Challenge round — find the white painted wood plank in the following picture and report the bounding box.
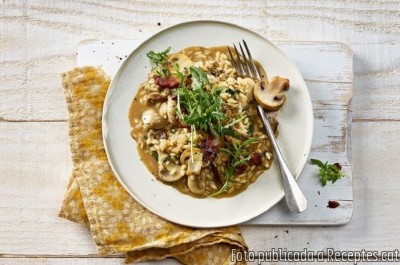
[0,122,98,255]
[352,42,400,121]
[279,42,353,83]
[3,1,399,121]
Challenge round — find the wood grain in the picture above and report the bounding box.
[1,1,399,121]
[1,0,399,264]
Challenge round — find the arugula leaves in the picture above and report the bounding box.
[146,47,171,76]
[209,137,258,197]
[175,66,244,138]
[310,159,344,186]
[190,66,210,90]
[175,66,230,136]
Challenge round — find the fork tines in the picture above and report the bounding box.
[227,40,261,80]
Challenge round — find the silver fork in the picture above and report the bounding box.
[228,40,307,213]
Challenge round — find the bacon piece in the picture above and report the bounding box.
[235,164,247,174]
[154,76,179,89]
[250,153,262,166]
[327,201,340,209]
[199,135,220,162]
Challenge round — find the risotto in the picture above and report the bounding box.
[129,46,289,198]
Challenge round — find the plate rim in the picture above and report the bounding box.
[102,20,314,228]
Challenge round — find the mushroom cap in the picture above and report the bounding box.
[167,53,193,74]
[157,153,185,182]
[253,76,290,111]
[180,148,203,176]
[141,109,167,129]
[187,152,203,176]
[187,173,206,195]
[180,148,202,164]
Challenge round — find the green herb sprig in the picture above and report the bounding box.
[209,137,258,197]
[146,47,171,77]
[310,159,344,186]
[175,66,240,137]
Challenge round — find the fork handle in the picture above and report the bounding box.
[257,105,307,213]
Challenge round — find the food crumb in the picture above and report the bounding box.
[327,200,340,208]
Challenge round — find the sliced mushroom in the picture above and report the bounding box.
[167,53,193,74]
[253,76,290,111]
[180,148,203,176]
[167,96,178,125]
[180,148,201,164]
[187,152,203,175]
[141,109,167,129]
[147,92,168,104]
[158,153,185,182]
[187,173,206,195]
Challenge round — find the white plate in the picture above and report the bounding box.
[102,21,313,228]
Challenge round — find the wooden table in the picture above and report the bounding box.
[1,1,399,264]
